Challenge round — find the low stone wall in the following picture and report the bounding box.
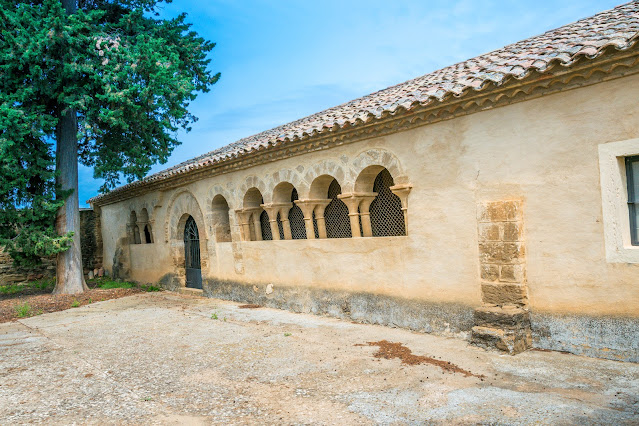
[0,209,100,284]
[0,246,55,285]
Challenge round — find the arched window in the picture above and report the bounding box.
[129,211,141,244]
[211,195,232,243]
[140,208,152,244]
[289,188,306,239]
[243,188,265,241]
[324,179,351,238]
[370,168,406,236]
[144,224,153,243]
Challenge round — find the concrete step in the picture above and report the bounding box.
[178,287,204,297]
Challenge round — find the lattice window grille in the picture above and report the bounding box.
[325,179,352,238]
[260,210,272,240]
[184,216,201,268]
[370,169,406,237]
[312,211,319,239]
[276,212,285,240]
[289,188,307,239]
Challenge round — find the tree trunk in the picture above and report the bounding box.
[52,0,86,294]
[53,108,88,294]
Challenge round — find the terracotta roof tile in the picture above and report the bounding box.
[90,1,639,203]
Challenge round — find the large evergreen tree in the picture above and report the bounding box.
[0,0,219,293]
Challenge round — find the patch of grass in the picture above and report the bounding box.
[211,312,218,320]
[284,333,292,337]
[97,280,135,290]
[28,279,55,292]
[71,299,81,308]
[15,303,32,318]
[0,284,22,295]
[141,285,161,292]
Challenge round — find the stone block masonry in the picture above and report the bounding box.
[472,200,532,354]
[0,209,100,284]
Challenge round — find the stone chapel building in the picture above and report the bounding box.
[90,3,639,362]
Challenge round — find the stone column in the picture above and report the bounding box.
[261,204,281,240]
[313,200,331,239]
[136,221,148,243]
[245,208,263,241]
[390,184,412,233]
[278,204,293,240]
[337,194,362,238]
[354,194,377,237]
[471,200,531,355]
[235,209,251,241]
[294,200,318,240]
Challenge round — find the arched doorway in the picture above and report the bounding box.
[184,216,202,289]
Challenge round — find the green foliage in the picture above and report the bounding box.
[0,0,219,264]
[71,299,81,307]
[31,278,56,292]
[0,278,55,296]
[97,279,135,289]
[141,284,161,292]
[211,312,218,320]
[15,302,33,318]
[0,285,22,295]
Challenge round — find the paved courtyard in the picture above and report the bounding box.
[1,292,637,425]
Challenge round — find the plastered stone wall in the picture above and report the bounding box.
[98,72,639,361]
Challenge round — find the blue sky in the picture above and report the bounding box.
[80,0,623,206]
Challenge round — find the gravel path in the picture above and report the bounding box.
[1,292,637,424]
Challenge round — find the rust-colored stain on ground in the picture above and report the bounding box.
[239,304,262,309]
[361,340,483,378]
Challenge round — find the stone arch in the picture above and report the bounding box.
[302,160,347,199]
[243,187,264,208]
[206,184,236,212]
[139,208,149,222]
[309,174,340,199]
[237,176,268,205]
[349,149,407,193]
[268,169,307,200]
[139,208,153,244]
[272,181,295,204]
[165,189,208,243]
[211,194,232,243]
[129,210,140,244]
[163,190,209,286]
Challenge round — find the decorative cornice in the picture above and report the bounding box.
[91,47,639,207]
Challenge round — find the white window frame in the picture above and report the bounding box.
[598,138,639,263]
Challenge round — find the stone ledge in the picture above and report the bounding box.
[178,287,204,297]
[471,325,531,355]
[474,305,530,330]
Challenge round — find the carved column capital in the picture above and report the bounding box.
[295,199,330,240]
[390,184,412,233]
[234,209,252,241]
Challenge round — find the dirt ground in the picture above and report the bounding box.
[0,287,143,323]
[1,292,637,425]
